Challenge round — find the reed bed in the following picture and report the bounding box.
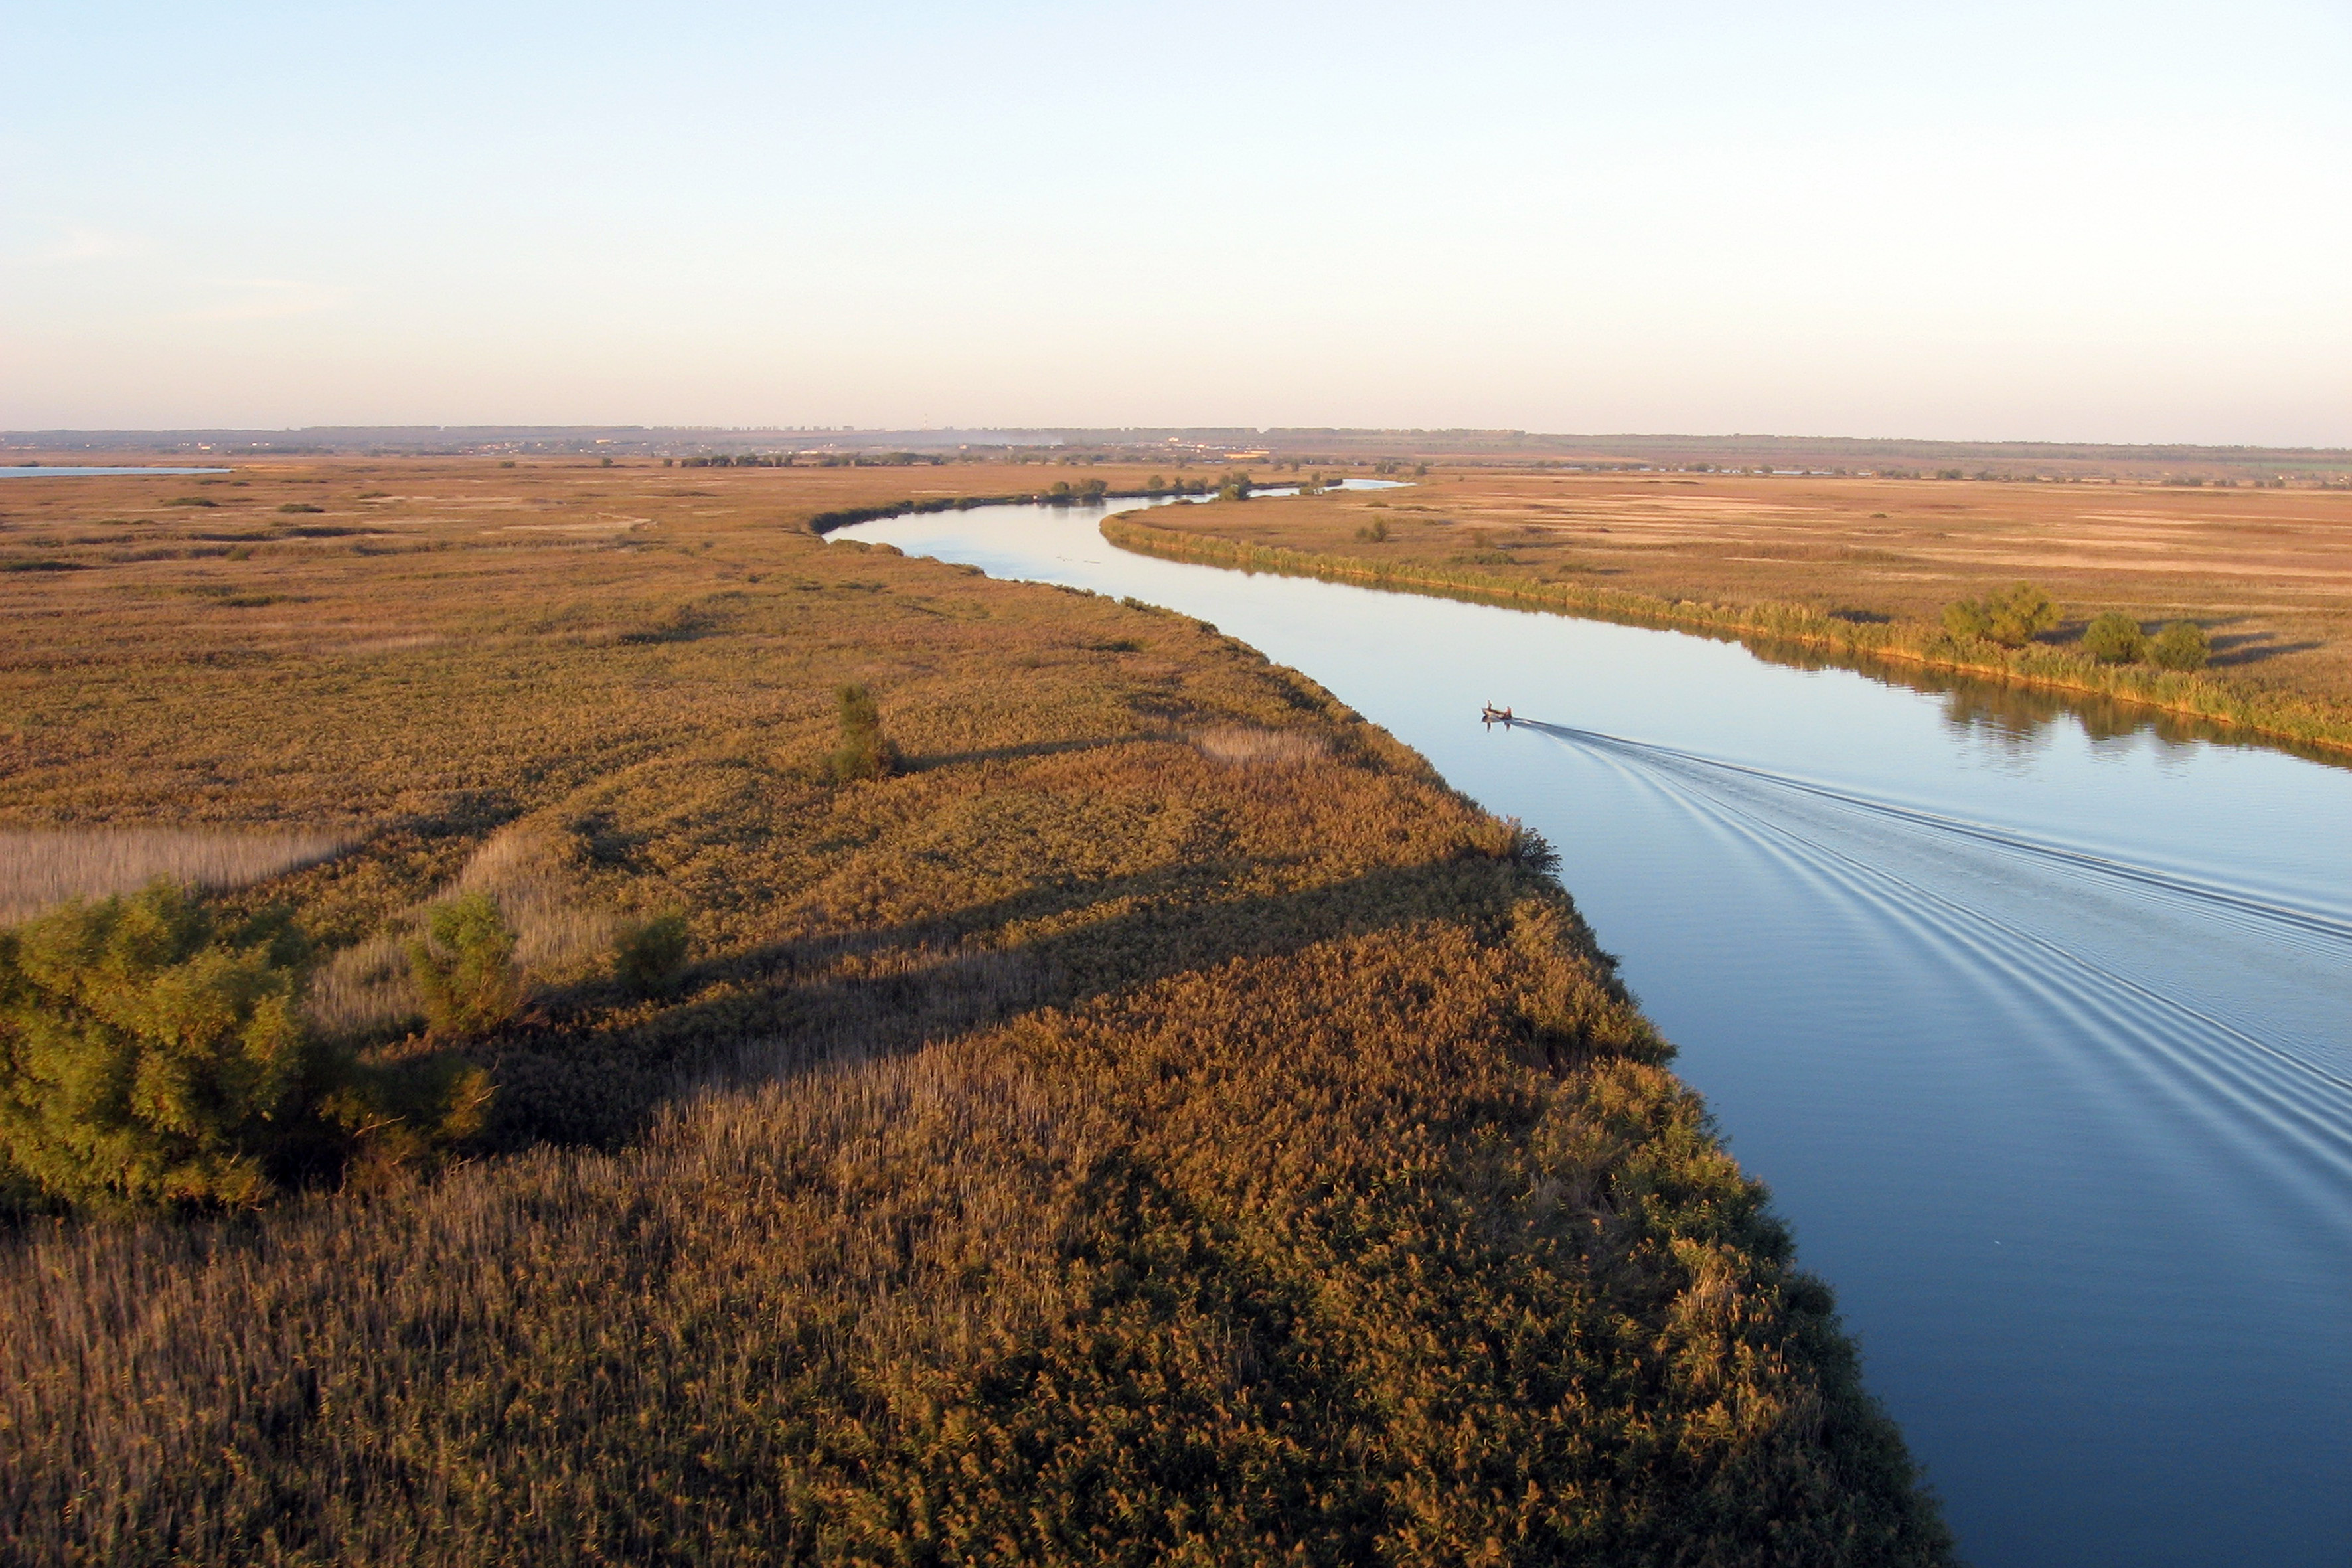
[0,829,354,924]
[2,900,1952,1565]
[0,456,1952,1563]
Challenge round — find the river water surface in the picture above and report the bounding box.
[837,491,2352,1567]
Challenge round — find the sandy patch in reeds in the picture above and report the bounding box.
[0,829,354,924]
[1192,726,1330,767]
[340,633,446,654]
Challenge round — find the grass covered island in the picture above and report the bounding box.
[1,458,1950,1563]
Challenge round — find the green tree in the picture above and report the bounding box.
[613,912,690,998]
[2150,621,2211,671]
[830,682,899,783]
[316,1051,493,1190]
[408,892,520,1037]
[1940,599,1992,640]
[2080,611,2149,664]
[1943,582,2058,647]
[0,884,311,1209]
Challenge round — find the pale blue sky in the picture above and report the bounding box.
[5,1,2348,442]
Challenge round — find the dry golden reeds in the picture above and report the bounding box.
[0,454,1952,1563]
[0,828,353,924]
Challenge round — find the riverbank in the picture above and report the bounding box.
[1102,499,2352,759]
[0,458,1951,1563]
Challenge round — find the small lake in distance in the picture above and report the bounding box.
[838,489,2352,1568]
[0,466,232,479]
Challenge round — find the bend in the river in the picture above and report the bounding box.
[834,488,2352,1568]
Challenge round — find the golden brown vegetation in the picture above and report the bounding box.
[0,829,353,924]
[0,457,1950,1561]
[1105,470,2352,755]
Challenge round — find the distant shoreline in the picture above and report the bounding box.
[1099,510,2352,763]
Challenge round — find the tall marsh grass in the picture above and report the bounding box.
[0,829,353,924]
[0,461,1954,1562]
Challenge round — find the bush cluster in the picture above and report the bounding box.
[1,884,499,1212]
[2080,613,2210,670]
[2149,619,2213,670]
[611,911,690,998]
[408,892,521,1036]
[1942,581,2059,647]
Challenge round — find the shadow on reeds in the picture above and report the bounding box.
[900,735,1121,771]
[2209,629,2325,668]
[473,849,1539,1154]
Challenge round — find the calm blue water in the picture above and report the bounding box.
[839,491,2352,1568]
[0,465,230,477]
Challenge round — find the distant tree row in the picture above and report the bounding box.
[663,452,945,469]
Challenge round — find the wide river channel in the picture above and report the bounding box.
[836,489,2352,1566]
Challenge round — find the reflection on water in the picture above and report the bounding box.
[836,493,2352,1568]
[1747,635,2332,761]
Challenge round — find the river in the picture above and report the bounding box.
[834,488,2352,1567]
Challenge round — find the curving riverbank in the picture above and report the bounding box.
[840,490,2352,1566]
[1100,510,2352,761]
[0,455,1956,1563]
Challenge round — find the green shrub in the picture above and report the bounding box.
[830,682,899,783]
[1354,519,1390,542]
[1942,582,2058,647]
[407,892,520,1037]
[0,884,311,1210]
[316,1052,493,1188]
[2080,611,2149,664]
[2150,621,2211,671]
[613,912,690,998]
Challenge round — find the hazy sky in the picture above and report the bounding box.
[5,1,2348,443]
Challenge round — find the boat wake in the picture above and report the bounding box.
[1514,717,2352,1214]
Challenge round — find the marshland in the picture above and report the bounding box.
[0,455,1954,1564]
[842,477,2352,1567]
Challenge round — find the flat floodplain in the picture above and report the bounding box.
[0,456,1190,824]
[1172,469,2352,716]
[0,455,1954,1563]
